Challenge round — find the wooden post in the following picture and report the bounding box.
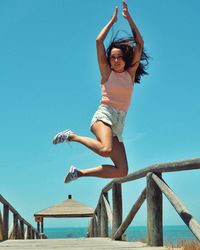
[19,219,25,239]
[0,210,3,241]
[88,218,93,237]
[93,215,98,237]
[3,204,9,240]
[102,195,113,226]
[30,227,33,239]
[8,223,14,239]
[96,204,101,237]
[101,193,108,237]
[27,225,31,239]
[41,218,44,234]
[32,229,35,239]
[146,172,163,246]
[112,183,122,240]
[37,221,40,233]
[114,188,146,240]
[13,213,18,239]
[35,216,42,238]
[36,231,40,239]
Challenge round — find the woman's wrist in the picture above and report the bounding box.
[111,16,116,23]
[109,18,115,27]
[126,14,133,23]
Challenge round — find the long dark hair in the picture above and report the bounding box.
[106,36,149,83]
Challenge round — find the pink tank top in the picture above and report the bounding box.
[100,71,133,112]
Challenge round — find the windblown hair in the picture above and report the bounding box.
[106,36,149,83]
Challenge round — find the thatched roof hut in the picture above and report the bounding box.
[34,195,94,234]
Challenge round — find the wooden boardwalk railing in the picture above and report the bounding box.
[87,157,200,246]
[0,194,44,241]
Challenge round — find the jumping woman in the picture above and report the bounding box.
[53,1,149,183]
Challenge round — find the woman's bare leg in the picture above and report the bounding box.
[69,121,113,157]
[66,121,128,178]
[78,136,128,178]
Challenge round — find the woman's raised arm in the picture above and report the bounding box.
[96,7,118,81]
[122,1,144,78]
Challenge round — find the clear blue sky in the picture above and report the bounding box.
[1,0,200,230]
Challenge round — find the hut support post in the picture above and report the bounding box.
[37,222,40,233]
[41,218,44,234]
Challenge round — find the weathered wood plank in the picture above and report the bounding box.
[0,238,168,250]
[151,173,200,241]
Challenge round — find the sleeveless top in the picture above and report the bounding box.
[100,71,133,112]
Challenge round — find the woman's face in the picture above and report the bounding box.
[109,48,125,73]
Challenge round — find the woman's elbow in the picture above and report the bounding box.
[138,38,144,48]
[96,37,102,45]
[136,39,144,50]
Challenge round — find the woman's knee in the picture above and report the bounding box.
[118,167,128,177]
[100,146,112,157]
[114,163,128,177]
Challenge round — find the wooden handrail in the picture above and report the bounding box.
[102,157,200,193]
[0,195,34,229]
[0,194,45,241]
[88,157,200,245]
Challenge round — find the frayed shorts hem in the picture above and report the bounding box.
[90,104,126,142]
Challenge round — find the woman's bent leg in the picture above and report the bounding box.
[63,121,128,179]
[69,121,113,157]
[79,136,128,178]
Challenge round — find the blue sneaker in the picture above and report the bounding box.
[64,165,79,184]
[53,129,74,145]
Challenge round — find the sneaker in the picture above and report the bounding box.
[64,165,79,184]
[53,129,74,145]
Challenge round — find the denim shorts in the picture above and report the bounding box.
[90,104,127,142]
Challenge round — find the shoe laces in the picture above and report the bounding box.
[70,167,78,179]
